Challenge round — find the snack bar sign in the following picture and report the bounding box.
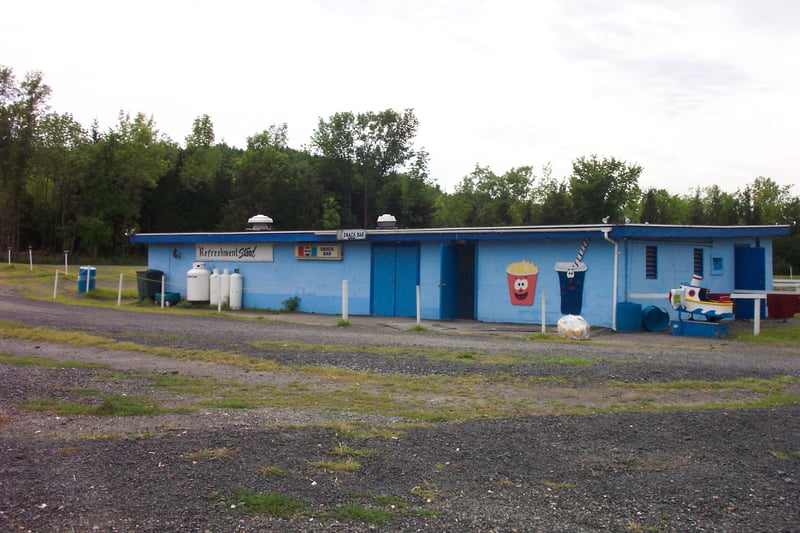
[295,243,342,260]
[196,244,274,262]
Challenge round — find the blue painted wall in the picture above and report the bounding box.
[474,238,617,327]
[626,237,773,322]
[142,231,777,329]
[149,241,373,314]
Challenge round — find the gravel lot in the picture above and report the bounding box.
[1,289,799,532]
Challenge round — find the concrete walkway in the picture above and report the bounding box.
[235,309,797,346]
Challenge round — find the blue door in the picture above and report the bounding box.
[734,246,766,319]
[440,244,459,319]
[372,246,397,316]
[372,244,419,317]
[439,242,475,320]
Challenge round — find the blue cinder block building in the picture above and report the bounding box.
[129,217,790,330]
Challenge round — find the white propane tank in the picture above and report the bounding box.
[187,262,210,302]
[220,268,231,306]
[209,268,220,306]
[230,268,243,310]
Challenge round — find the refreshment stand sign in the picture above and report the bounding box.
[196,244,274,262]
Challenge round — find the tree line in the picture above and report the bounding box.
[2,66,798,272]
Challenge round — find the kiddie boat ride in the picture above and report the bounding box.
[669,275,734,322]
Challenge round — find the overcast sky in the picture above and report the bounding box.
[4,0,799,196]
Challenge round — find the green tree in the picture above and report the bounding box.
[773,198,799,275]
[25,112,87,252]
[736,176,793,225]
[568,155,642,224]
[220,129,324,231]
[79,112,175,257]
[0,66,51,252]
[531,165,574,225]
[179,114,221,192]
[311,109,420,227]
[638,188,690,224]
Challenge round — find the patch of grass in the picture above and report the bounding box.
[230,490,307,518]
[82,287,121,301]
[407,324,428,333]
[337,319,352,327]
[611,375,799,394]
[326,421,408,440]
[0,352,109,369]
[373,495,410,509]
[189,447,234,460]
[258,465,286,476]
[200,399,257,409]
[324,503,394,526]
[537,355,595,366]
[731,323,800,344]
[542,480,577,489]
[526,332,571,342]
[411,481,441,502]
[0,321,282,372]
[20,394,182,417]
[328,442,377,457]
[308,458,362,472]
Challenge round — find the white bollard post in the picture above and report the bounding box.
[416,285,421,326]
[28,247,33,271]
[161,275,166,308]
[64,251,69,275]
[85,265,91,293]
[342,280,349,322]
[541,289,546,334]
[754,299,761,336]
[53,270,59,299]
[117,273,123,306]
[7,247,10,265]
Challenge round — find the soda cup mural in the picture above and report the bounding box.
[506,260,539,306]
[554,238,589,315]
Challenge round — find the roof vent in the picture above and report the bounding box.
[376,213,397,229]
[247,214,273,231]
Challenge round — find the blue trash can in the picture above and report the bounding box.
[616,302,643,332]
[642,305,669,331]
[77,266,96,292]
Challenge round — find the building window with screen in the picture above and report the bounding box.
[646,246,657,279]
[693,248,704,277]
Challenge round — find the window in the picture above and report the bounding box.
[646,246,657,279]
[693,248,704,277]
[712,256,724,275]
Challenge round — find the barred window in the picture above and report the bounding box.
[646,246,657,279]
[693,248,704,277]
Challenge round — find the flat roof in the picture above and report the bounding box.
[129,224,791,245]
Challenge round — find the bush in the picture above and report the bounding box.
[282,295,301,312]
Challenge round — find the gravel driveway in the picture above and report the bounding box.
[1,289,799,532]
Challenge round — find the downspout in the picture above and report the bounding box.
[601,227,618,330]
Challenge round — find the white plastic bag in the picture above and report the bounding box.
[557,314,590,340]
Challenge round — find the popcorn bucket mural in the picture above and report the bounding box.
[506,260,538,306]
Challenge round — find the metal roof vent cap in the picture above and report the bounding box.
[247,214,273,231]
[376,213,397,229]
